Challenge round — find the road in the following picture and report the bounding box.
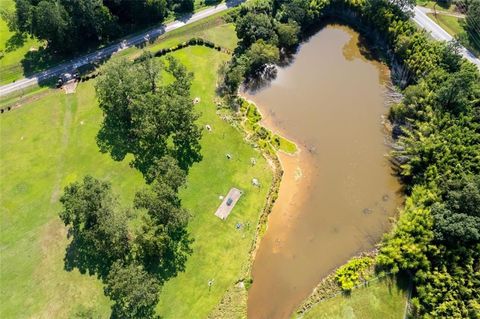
[0,0,244,97]
[1,1,478,97]
[412,6,480,69]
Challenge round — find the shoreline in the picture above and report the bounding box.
[211,25,402,318]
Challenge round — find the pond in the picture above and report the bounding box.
[242,25,403,319]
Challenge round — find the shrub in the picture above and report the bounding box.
[335,256,373,291]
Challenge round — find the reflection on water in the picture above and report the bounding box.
[244,25,402,319]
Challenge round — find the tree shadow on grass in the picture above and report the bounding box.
[63,231,114,280]
[5,33,27,52]
[20,47,60,77]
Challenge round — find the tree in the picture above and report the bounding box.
[390,0,416,11]
[133,160,192,280]
[433,63,480,115]
[377,186,438,273]
[168,0,194,13]
[245,39,280,74]
[95,53,202,178]
[31,0,69,49]
[276,21,300,48]
[432,175,480,244]
[12,0,117,53]
[59,176,130,277]
[235,12,278,47]
[14,0,34,32]
[464,0,480,50]
[104,262,161,319]
[393,113,480,187]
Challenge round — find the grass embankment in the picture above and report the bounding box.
[417,0,457,13]
[425,12,480,56]
[426,13,464,36]
[299,277,408,319]
[1,18,274,318]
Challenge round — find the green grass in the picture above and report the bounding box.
[1,21,273,318]
[155,46,272,319]
[146,11,238,53]
[298,278,408,319]
[416,0,457,13]
[427,13,464,36]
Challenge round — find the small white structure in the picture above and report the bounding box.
[252,178,260,187]
[205,124,212,131]
[226,153,232,160]
[250,157,257,166]
[193,97,201,104]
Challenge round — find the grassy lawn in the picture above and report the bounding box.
[1,20,273,318]
[298,278,408,319]
[426,13,464,36]
[416,0,457,13]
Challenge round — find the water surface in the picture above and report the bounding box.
[244,25,402,319]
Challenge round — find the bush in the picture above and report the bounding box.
[335,257,373,291]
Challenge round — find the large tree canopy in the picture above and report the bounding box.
[133,156,192,280]
[104,262,161,319]
[95,53,202,178]
[59,175,130,277]
[433,175,480,244]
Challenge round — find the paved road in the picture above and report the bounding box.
[412,6,480,69]
[0,0,244,97]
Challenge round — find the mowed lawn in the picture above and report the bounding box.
[1,24,273,318]
[299,278,408,319]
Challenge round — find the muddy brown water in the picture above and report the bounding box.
[243,25,403,319]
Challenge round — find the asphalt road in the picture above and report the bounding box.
[0,0,244,97]
[1,1,479,97]
[412,6,480,69]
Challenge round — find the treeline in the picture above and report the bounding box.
[59,53,202,318]
[2,0,196,53]
[222,0,480,317]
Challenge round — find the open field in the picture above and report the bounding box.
[1,19,273,318]
[299,277,408,319]
[417,0,457,13]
